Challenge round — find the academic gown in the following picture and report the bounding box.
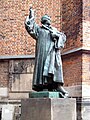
[25,16,66,91]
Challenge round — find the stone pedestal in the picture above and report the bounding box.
[21,98,76,120]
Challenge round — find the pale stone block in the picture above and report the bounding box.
[1,104,15,120]
[9,92,29,100]
[0,87,8,97]
[21,98,76,120]
[64,85,82,97]
[82,104,90,120]
[81,98,90,120]
[20,74,33,91]
[11,74,33,92]
[82,85,90,97]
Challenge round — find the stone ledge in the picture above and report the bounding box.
[0,55,35,60]
[62,47,90,55]
[9,92,29,100]
[0,100,21,104]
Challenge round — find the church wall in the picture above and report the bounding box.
[0,0,90,119]
[0,0,62,56]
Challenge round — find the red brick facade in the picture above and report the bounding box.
[82,53,90,85]
[62,52,82,87]
[0,0,62,55]
[62,0,83,52]
[1,0,87,55]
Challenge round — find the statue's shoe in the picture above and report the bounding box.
[57,86,69,98]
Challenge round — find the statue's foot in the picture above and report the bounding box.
[57,86,69,98]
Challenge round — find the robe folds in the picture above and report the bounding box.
[25,16,66,90]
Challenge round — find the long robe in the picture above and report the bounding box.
[25,16,66,91]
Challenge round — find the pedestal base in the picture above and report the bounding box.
[29,91,60,98]
[21,98,76,120]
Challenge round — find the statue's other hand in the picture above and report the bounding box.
[51,31,59,40]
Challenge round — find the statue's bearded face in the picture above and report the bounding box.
[44,19,51,25]
[41,15,51,25]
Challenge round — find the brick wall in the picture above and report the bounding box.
[82,53,90,85]
[0,0,62,55]
[62,52,82,87]
[0,0,84,55]
[0,0,35,55]
[62,0,83,52]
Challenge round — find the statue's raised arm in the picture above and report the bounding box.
[25,6,35,31]
[25,6,39,39]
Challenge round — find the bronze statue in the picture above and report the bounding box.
[25,7,68,97]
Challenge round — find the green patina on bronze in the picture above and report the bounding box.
[25,7,68,98]
[29,91,60,98]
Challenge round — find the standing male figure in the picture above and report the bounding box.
[25,7,68,97]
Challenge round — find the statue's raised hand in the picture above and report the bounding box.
[29,5,35,19]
